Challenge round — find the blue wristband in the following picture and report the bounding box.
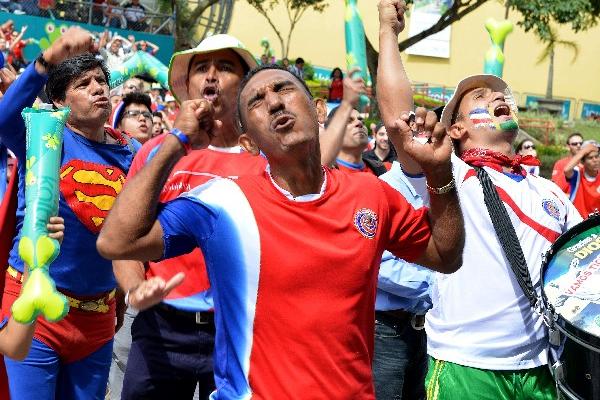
[169,128,191,154]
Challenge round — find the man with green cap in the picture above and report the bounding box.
[112,34,366,399]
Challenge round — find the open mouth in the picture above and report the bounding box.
[138,124,148,132]
[270,112,296,132]
[202,85,220,103]
[493,104,511,119]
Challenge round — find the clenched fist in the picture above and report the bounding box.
[378,0,409,36]
[173,99,222,149]
[43,27,95,67]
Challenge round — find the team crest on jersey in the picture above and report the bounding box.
[353,208,378,239]
[542,199,561,221]
[60,160,126,233]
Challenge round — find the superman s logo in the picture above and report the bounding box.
[60,160,126,234]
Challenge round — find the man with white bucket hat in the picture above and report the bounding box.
[112,34,265,400]
[377,2,582,396]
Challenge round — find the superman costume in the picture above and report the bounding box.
[0,62,139,400]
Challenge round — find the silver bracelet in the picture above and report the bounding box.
[426,178,456,195]
[124,285,140,310]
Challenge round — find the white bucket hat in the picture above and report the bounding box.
[440,74,517,127]
[168,34,258,104]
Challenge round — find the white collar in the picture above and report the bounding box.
[584,170,598,182]
[266,166,327,202]
[207,145,242,153]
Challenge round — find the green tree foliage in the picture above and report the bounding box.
[366,0,600,116]
[246,0,328,59]
[511,0,600,40]
[158,0,221,51]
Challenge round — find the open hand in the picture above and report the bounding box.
[0,67,16,94]
[393,107,453,182]
[128,273,185,311]
[581,142,599,156]
[378,0,409,36]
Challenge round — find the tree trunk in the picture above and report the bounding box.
[546,47,554,99]
[280,38,287,60]
[365,36,380,120]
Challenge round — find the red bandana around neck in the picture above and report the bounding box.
[460,148,541,177]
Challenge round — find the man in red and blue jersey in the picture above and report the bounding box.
[97,62,465,399]
[113,34,369,399]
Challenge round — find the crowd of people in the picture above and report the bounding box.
[0,21,33,71]
[0,17,160,76]
[0,0,157,32]
[0,0,598,400]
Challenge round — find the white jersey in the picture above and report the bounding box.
[407,155,582,370]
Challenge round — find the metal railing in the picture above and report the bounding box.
[4,0,174,36]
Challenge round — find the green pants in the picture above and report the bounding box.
[425,358,558,400]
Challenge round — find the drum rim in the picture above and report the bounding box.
[556,380,586,400]
[541,214,600,347]
[548,329,596,400]
[545,214,600,260]
[554,312,600,352]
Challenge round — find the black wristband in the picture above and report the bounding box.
[36,53,53,71]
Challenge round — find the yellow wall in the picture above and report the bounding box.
[228,1,600,118]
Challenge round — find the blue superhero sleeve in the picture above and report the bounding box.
[157,197,221,260]
[0,62,48,161]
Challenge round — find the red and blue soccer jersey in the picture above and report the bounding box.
[129,134,267,311]
[157,167,430,399]
[568,167,600,218]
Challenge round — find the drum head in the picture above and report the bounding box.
[543,215,600,344]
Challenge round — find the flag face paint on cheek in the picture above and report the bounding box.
[468,108,496,130]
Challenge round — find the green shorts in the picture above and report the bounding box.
[425,357,558,400]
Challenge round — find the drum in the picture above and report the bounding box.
[542,214,600,400]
